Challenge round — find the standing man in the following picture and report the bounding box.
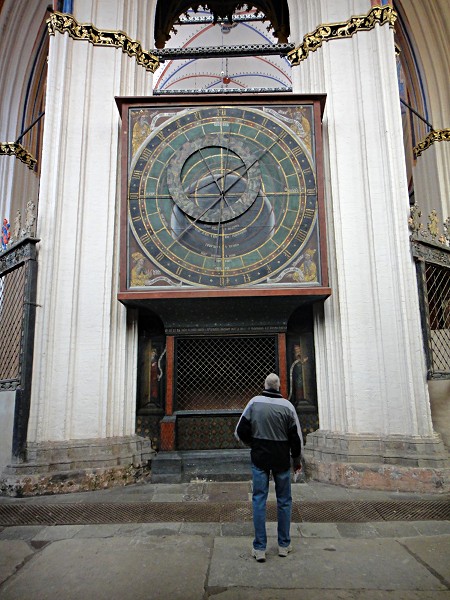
[235,373,302,562]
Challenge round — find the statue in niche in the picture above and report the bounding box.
[24,200,36,236]
[11,210,21,244]
[288,343,309,407]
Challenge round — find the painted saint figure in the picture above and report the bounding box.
[299,249,317,282]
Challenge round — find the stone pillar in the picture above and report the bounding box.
[290,0,448,491]
[4,0,158,494]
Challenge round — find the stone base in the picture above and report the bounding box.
[151,449,252,483]
[0,435,155,497]
[304,431,450,493]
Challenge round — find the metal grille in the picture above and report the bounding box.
[0,264,26,383]
[175,336,277,411]
[425,262,450,374]
[0,500,449,526]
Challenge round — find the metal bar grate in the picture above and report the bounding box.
[0,500,449,526]
[0,264,26,382]
[176,336,277,411]
[425,262,450,374]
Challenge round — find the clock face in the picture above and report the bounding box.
[127,102,321,289]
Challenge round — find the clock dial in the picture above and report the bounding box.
[128,104,320,288]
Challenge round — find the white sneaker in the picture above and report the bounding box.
[252,548,266,562]
[278,545,292,557]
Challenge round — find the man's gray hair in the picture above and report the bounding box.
[265,373,280,391]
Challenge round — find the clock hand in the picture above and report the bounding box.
[221,133,233,194]
[167,193,224,249]
[223,135,282,195]
[215,195,224,261]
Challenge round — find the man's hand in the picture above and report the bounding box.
[293,459,302,473]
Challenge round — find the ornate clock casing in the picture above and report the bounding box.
[117,95,328,298]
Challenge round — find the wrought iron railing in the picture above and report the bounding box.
[410,205,450,379]
[0,238,39,458]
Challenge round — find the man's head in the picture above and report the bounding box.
[265,373,280,391]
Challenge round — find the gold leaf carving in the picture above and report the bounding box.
[414,129,450,158]
[288,6,397,66]
[47,11,159,73]
[0,142,37,170]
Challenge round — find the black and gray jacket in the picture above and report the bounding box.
[235,389,302,473]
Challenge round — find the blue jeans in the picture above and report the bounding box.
[251,464,292,550]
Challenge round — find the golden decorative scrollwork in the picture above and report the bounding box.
[414,129,450,158]
[288,6,397,66]
[0,142,37,170]
[47,11,159,73]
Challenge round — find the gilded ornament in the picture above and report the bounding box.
[0,142,37,170]
[414,129,450,158]
[47,12,159,73]
[288,6,397,66]
[443,218,450,246]
[428,210,439,240]
[408,204,423,234]
[410,204,450,249]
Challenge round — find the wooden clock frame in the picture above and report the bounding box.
[115,94,330,302]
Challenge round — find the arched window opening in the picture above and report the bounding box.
[394,2,430,206]
[153,1,292,95]
[19,22,49,176]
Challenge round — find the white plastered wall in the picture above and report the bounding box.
[289,0,435,438]
[27,0,157,443]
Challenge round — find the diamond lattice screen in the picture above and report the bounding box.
[175,336,278,411]
[425,263,450,374]
[0,265,26,382]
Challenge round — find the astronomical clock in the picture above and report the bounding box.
[117,95,328,296]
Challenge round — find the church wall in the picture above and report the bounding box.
[0,0,447,493]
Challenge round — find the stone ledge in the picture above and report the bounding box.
[303,431,449,492]
[151,449,252,483]
[0,435,155,497]
[0,464,152,497]
[305,457,450,493]
[304,431,449,468]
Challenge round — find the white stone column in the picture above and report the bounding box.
[289,0,447,488]
[24,1,157,483]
